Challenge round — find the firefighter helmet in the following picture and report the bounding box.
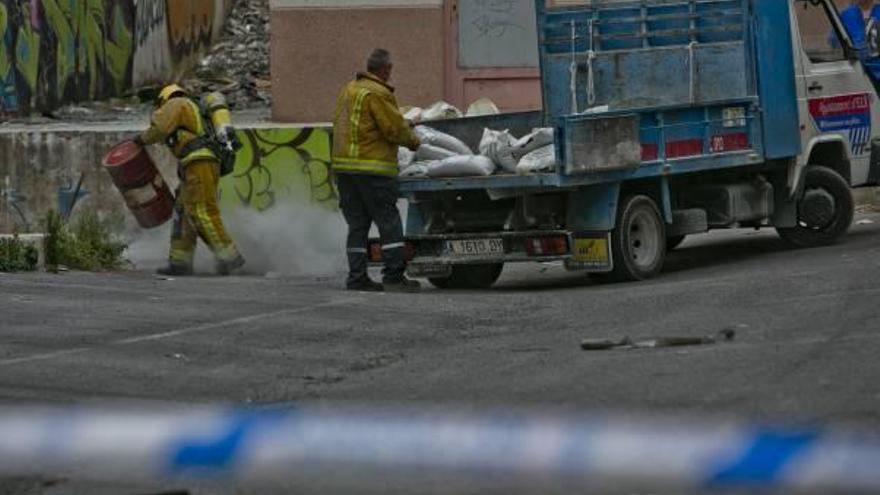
[156,84,187,106]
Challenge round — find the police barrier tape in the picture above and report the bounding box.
[0,405,879,492]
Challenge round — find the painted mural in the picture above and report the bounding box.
[0,0,231,115]
[220,128,337,212]
[0,0,134,114]
[132,0,230,87]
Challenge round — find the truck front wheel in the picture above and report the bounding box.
[776,166,853,248]
[601,194,667,282]
[428,264,504,289]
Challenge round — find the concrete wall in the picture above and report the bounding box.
[269,0,445,123]
[0,0,231,116]
[0,122,335,234]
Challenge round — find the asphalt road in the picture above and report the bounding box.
[2,214,880,493]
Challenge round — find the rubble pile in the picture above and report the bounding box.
[183,0,271,109]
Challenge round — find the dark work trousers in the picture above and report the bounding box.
[336,173,406,284]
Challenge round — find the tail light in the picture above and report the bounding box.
[525,235,569,256]
[368,240,416,262]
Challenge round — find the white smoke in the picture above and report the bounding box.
[125,202,348,277]
[224,202,347,277]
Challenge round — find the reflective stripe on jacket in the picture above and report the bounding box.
[140,97,217,166]
[332,72,420,177]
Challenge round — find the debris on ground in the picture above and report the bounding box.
[581,329,736,351]
[857,219,875,225]
[182,0,271,109]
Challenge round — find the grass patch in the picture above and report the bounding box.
[0,235,38,272]
[44,209,127,272]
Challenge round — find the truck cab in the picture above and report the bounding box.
[395,0,873,289]
[791,0,880,187]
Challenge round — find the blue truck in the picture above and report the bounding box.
[395,0,878,288]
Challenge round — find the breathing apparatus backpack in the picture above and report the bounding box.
[199,92,241,176]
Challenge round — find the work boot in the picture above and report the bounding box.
[156,262,193,277]
[383,276,421,293]
[216,254,246,276]
[346,278,384,292]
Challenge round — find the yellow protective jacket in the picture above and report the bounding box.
[140,97,217,166]
[332,72,420,177]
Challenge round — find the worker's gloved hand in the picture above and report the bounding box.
[227,129,242,151]
[132,135,145,147]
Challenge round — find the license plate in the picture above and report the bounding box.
[572,237,611,267]
[446,238,504,256]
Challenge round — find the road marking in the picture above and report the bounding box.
[0,297,362,367]
[0,348,91,367]
[116,298,361,345]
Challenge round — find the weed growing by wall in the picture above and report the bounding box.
[0,235,37,271]
[44,209,127,272]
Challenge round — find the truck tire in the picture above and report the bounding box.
[428,264,504,289]
[666,235,686,251]
[600,195,667,282]
[776,166,853,248]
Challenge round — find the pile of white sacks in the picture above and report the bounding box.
[399,126,557,179]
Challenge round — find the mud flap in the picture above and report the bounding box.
[565,232,613,273]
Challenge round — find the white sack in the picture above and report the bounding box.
[398,147,415,169]
[516,145,557,174]
[416,144,458,162]
[479,128,518,173]
[466,98,500,117]
[399,163,431,178]
[513,128,555,159]
[427,155,496,178]
[415,125,473,155]
[403,106,423,123]
[421,101,463,121]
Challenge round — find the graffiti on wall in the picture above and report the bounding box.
[166,0,214,64]
[0,0,135,114]
[220,128,337,212]
[0,0,232,114]
[132,0,231,87]
[132,0,170,86]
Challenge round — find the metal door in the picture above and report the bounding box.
[444,0,542,112]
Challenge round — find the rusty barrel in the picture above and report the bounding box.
[102,141,174,229]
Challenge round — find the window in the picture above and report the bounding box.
[794,0,846,63]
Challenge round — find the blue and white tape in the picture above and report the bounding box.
[0,406,878,493]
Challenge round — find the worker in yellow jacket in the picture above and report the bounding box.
[134,84,245,276]
[332,48,421,292]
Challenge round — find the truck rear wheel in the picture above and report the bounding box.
[600,195,667,282]
[776,166,853,248]
[428,264,504,289]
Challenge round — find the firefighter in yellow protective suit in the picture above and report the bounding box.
[134,84,245,276]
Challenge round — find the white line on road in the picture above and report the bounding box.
[0,297,363,367]
[0,348,91,367]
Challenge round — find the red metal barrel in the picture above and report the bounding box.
[102,141,174,229]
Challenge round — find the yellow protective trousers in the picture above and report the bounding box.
[169,159,240,265]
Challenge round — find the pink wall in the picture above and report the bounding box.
[269,0,544,123]
[270,1,445,123]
